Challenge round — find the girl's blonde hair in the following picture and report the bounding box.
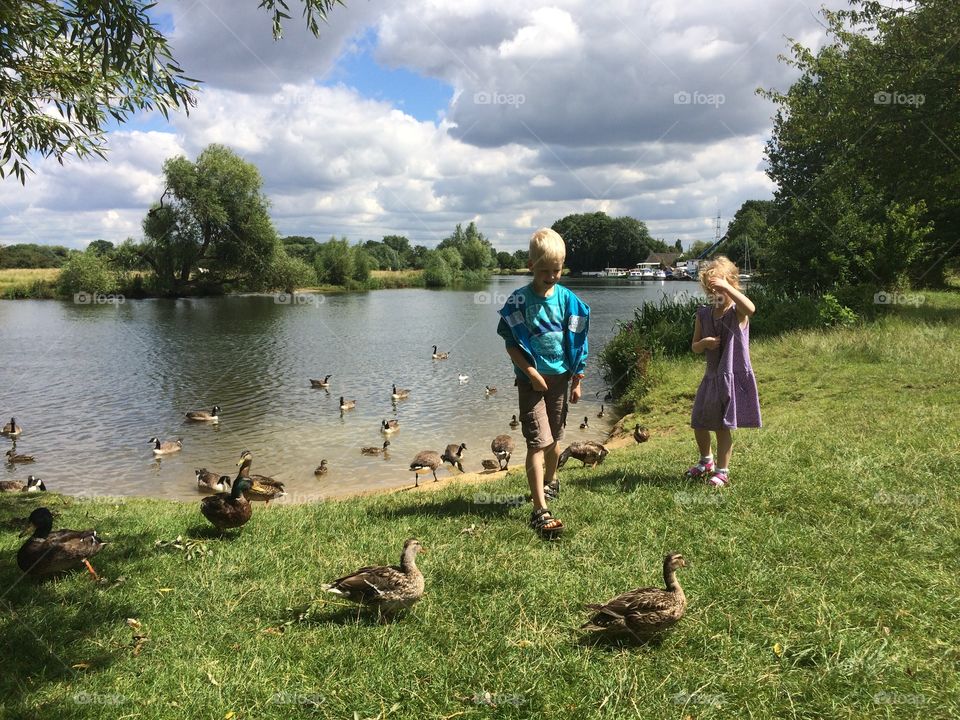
[529,228,566,268]
[698,255,740,292]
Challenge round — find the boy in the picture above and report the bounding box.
[497,228,589,537]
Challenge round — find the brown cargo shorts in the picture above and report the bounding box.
[516,372,570,450]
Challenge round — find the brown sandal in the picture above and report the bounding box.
[530,508,564,537]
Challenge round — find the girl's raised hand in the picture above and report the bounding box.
[708,276,732,293]
[701,336,721,350]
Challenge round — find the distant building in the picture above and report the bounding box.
[644,252,681,269]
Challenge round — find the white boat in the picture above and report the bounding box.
[604,267,628,277]
[631,262,659,280]
[654,269,667,279]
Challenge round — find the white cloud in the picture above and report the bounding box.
[498,7,582,59]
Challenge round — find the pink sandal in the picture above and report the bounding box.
[707,472,729,487]
[685,459,715,478]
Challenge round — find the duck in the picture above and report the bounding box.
[2,417,22,437]
[339,396,356,411]
[409,450,442,487]
[362,441,391,456]
[17,507,105,578]
[634,425,651,443]
[149,436,183,456]
[581,553,687,640]
[558,441,609,469]
[310,375,332,388]
[431,345,449,360]
[323,538,425,618]
[200,476,254,531]
[314,459,329,476]
[481,459,500,472]
[509,414,520,430]
[186,405,221,423]
[491,434,515,470]
[0,475,46,493]
[5,448,35,463]
[195,469,232,494]
[236,450,286,504]
[441,442,467,472]
[579,416,589,430]
[484,385,497,395]
[458,373,469,384]
[381,419,400,434]
[391,384,410,401]
[597,404,605,419]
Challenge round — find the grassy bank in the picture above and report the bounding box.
[0,268,59,298]
[1,293,958,719]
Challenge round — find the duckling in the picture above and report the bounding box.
[314,459,329,476]
[581,553,687,640]
[0,475,46,493]
[458,373,469,383]
[186,405,221,423]
[579,416,589,430]
[491,434,515,470]
[432,345,449,360]
[597,404,605,419]
[5,448,35,463]
[323,538,425,618]
[558,441,608,469]
[17,507,105,578]
[485,385,497,395]
[2,417,22,437]
[200,476,254,531]
[381,419,400,434]
[236,450,286,504]
[149,436,183,456]
[362,441,391,456]
[409,450,442,487]
[339,396,356,411]
[441,442,467,472]
[509,414,520,430]
[310,374,332,388]
[634,425,651,443]
[195,469,232,494]
[391,384,410,401]
[481,459,500,472]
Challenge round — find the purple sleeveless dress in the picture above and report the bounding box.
[690,304,761,430]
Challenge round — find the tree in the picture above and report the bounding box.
[282,235,320,264]
[719,200,775,269]
[512,249,529,268]
[141,144,280,294]
[438,222,495,272]
[86,240,114,256]
[423,251,453,287]
[57,251,117,297]
[496,251,515,270]
[382,235,411,268]
[1,1,344,182]
[673,239,683,252]
[551,212,656,272]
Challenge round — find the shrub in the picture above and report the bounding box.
[56,252,118,297]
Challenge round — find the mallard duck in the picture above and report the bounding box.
[381,419,399,434]
[458,373,469,383]
[362,441,391,456]
[431,345,449,360]
[2,417,22,437]
[597,404,605,419]
[149,436,183,455]
[200,476,254,531]
[314,459,329,476]
[5,448,35,463]
[581,553,687,640]
[481,459,500,471]
[310,374,332,388]
[186,405,220,423]
[323,538,425,618]
[195,469,232,493]
[236,450,286,504]
[491,434,515,470]
[485,385,497,395]
[509,414,520,429]
[17,507,105,578]
[634,425,651,443]
[409,450,442,487]
[0,475,46,493]
[339,396,356,411]
[558,441,608,469]
[579,416,589,429]
[441,442,466,472]
[391,384,410,401]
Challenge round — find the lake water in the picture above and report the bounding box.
[0,277,703,501]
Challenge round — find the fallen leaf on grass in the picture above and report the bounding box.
[72,662,90,670]
[773,643,784,658]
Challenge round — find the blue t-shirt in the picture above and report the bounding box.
[513,284,567,375]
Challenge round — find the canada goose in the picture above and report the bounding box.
[458,373,469,383]
[509,414,520,429]
[17,507,105,578]
[310,375,332,388]
[432,345,450,360]
[485,385,497,395]
[409,450,442,486]
[381,419,400,434]
[195,469,232,494]
[0,475,46,493]
[5,448,35,463]
[491,434,515,470]
[441,442,467,472]
[2,417,22,437]
[597,404,605,418]
[314,459,329,476]
[362,441,391,456]
[391,384,410,400]
[634,425,651,443]
[323,538,425,618]
[149,437,183,456]
[339,396,356,411]
[186,405,220,423]
[579,416,589,429]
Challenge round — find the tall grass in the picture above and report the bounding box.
[0,268,59,298]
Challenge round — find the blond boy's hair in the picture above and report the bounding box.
[529,228,566,268]
[698,255,741,292]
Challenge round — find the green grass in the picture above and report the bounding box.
[2,292,959,719]
[0,268,59,298]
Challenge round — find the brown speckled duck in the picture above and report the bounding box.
[558,441,608,469]
[17,507,105,578]
[634,425,651,443]
[323,538,425,618]
[200,476,254,531]
[5,448,35,464]
[236,450,286,504]
[581,553,687,640]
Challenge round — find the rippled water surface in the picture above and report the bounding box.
[0,277,702,501]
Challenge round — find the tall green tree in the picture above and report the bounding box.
[719,200,775,270]
[551,212,656,272]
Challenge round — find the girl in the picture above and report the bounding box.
[687,256,761,487]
